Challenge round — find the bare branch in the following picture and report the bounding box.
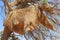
[2,0,12,15]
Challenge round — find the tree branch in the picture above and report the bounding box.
[2,0,12,15]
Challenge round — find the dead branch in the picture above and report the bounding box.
[2,0,12,15]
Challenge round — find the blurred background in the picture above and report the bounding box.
[0,0,60,40]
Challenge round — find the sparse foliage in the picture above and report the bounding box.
[0,0,60,40]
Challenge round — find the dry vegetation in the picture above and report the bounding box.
[0,0,60,40]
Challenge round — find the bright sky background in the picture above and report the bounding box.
[0,0,5,30]
[0,0,60,40]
